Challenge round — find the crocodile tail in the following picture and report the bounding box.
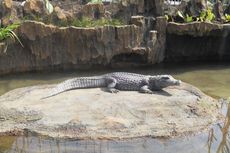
[42,77,106,99]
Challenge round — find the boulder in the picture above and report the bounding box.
[0,0,12,25]
[0,82,223,139]
[0,0,23,26]
[23,0,47,16]
[81,3,105,19]
[1,0,12,12]
[54,6,66,21]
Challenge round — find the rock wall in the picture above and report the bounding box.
[0,21,145,75]
[166,22,230,62]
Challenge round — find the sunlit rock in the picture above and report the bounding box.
[0,82,223,139]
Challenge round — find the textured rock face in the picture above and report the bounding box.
[0,0,23,26]
[144,0,164,16]
[23,0,47,16]
[167,22,223,36]
[166,22,230,62]
[81,3,105,19]
[0,21,145,75]
[1,0,12,12]
[186,0,207,16]
[0,82,222,139]
[213,1,224,21]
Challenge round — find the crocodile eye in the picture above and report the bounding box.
[162,76,170,80]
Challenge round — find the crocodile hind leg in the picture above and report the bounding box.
[105,77,119,93]
[139,85,153,94]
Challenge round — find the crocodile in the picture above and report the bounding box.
[43,72,181,99]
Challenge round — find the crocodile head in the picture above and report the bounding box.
[148,75,181,90]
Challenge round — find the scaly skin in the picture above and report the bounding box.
[42,72,181,99]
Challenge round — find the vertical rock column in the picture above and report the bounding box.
[153,17,167,63]
[130,16,167,64]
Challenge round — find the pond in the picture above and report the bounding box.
[0,62,230,153]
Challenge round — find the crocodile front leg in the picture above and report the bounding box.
[139,85,153,94]
[105,77,119,93]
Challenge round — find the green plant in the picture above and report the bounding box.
[88,0,102,4]
[198,9,215,22]
[199,10,206,22]
[225,14,230,22]
[185,14,193,23]
[0,23,23,53]
[70,17,123,28]
[206,9,215,22]
[23,14,43,22]
[176,11,194,23]
[165,9,215,23]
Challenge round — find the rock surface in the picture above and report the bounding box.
[166,22,230,62]
[0,82,222,139]
[0,21,145,75]
[167,22,223,37]
[23,0,46,15]
[81,3,105,19]
[186,0,208,16]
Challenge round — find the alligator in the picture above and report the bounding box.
[43,72,181,99]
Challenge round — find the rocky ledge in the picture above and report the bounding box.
[0,21,145,76]
[166,22,230,62]
[0,82,223,139]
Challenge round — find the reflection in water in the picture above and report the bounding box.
[216,104,230,153]
[0,63,230,153]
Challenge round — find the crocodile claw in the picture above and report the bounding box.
[109,88,119,93]
[144,90,154,94]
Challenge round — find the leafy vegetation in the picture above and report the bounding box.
[23,15,124,27]
[166,9,215,23]
[198,9,215,22]
[0,24,23,46]
[0,23,23,53]
[225,14,230,23]
[88,0,102,4]
[185,14,193,23]
[70,18,123,27]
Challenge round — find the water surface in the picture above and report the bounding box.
[0,62,230,98]
[0,63,230,153]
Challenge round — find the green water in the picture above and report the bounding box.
[0,63,230,153]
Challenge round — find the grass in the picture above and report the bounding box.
[0,23,23,53]
[0,24,23,46]
[54,17,124,27]
[23,15,124,27]
[70,18,123,27]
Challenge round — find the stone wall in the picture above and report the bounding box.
[0,21,146,75]
[166,22,230,62]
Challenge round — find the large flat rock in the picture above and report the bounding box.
[0,83,222,139]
